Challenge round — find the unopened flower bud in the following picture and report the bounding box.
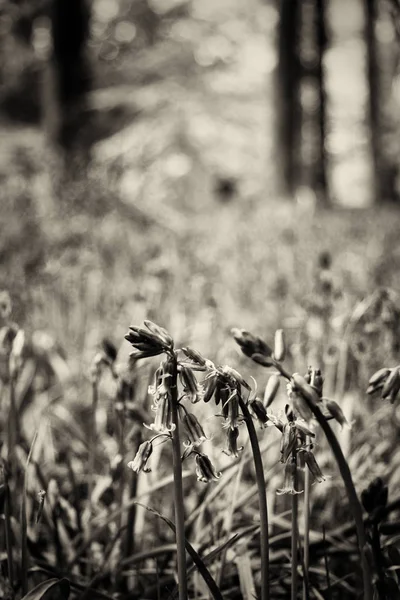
[277,455,303,495]
[361,477,388,516]
[310,368,324,397]
[182,413,207,447]
[231,328,272,359]
[274,329,286,362]
[291,373,320,406]
[381,367,400,403]
[287,380,313,422]
[280,422,297,463]
[125,323,171,359]
[303,450,326,483]
[181,347,206,366]
[101,339,118,364]
[195,453,221,483]
[251,353,275,368]
[225,427,243,457]
[221,365,251,391]
[36,489,46,524]
[368,367,391,390]
[127,440,153,473]
[264,374,280,407]
[180,366,202,403]
[143,320,173,348]
[250,398,269,426]
[203,374,217,403]
[0,291,12,321]
[325,399,350,429]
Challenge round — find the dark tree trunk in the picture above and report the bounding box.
[315,0,328,202]
[276,0,301,197]
[47,0,91,154]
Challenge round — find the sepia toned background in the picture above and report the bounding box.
[2,1,400,598]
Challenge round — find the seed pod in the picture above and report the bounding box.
[264,374,280,407]
[274,329,286,362]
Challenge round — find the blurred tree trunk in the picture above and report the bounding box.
[315,0,328,202]
[275,0,301,197]
[365,0,381,203]
[365,0,398,203]
[45,0,92,164]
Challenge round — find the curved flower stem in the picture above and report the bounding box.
[301,402,371,598]
[238,397,270,600]
[169,355,188,600]
[291,453,299,600]
[273,361,372,599]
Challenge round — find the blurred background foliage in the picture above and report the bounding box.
[1,0,400,375]
[1,0,400,357]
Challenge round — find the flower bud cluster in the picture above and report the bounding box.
[367,366,400,404]
[125,320,174,359]
[125,323,221,482]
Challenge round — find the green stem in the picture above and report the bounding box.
[8,375,17,479]
[3,466,14,588]
[307,403,371,598]
[87,380,98,575]
[291,453,299,600]
[124,431,142,560]
[274,362,373,599]
[322,526,332,599]
[21,431,38,596]
[170,356,188,600]
[238,397,270,600]
[302,440,311,600]
[372,522,385,600]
